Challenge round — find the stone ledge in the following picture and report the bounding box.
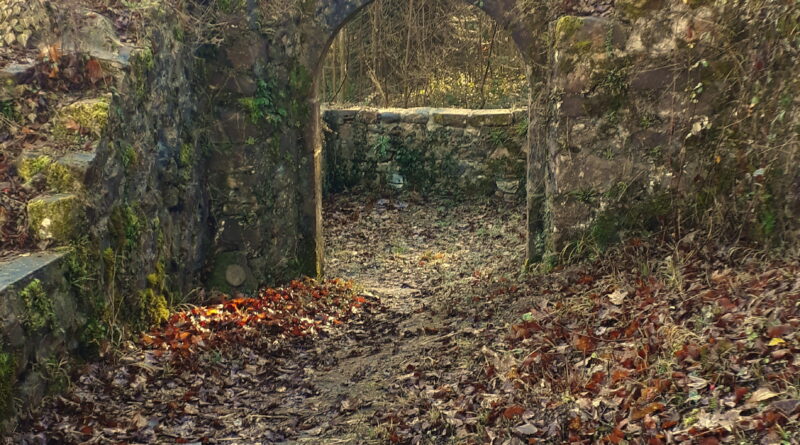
[0,251,67,294]
[322,106,525,128]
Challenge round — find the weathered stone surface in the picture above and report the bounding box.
[431,110,468,127]
[27,194,83,245]
[630,67,673,90]
[467,110,515,127]
[323,107,525,199]
[400,109,429,124]
[0,252,66,293]
[225,264,247,287]
[0,62,35,84]
[60,9,123,61]
[0,250,85,430]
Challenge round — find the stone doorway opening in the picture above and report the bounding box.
[306,0,540,277]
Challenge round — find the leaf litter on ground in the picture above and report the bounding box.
[9,193,800,444]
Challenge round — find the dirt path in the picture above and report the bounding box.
[276,195,526,443]
[10,193,800,444]
[11,194,527,444]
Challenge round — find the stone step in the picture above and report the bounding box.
[16,152,87,193]
[26,193,83,245]
[55,150,97,184]
[0,250,67,294]
[0,61,35,84]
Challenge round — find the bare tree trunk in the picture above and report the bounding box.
[479,22,498,109]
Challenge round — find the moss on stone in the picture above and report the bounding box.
[117,142,139,170]
[0,352,15,420]
[131,46,155,100]
[179,143,193,167]
[20,279,55,332]
[17,156,78,192]
[27,193,82,244]
[140,261,169,326]
[18,155,53,182]
[109,204,141,252]
[146,273,160,288]
[555,16,584,42]
[139,288,169,326]
[52,97,110,144]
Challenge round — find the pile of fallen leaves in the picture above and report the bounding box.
[381,242,800,444]
[11,278,379,444]
[141,278,373,361]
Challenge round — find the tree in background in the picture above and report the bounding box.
[320,0,528,109]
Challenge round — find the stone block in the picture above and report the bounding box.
[631,67,673,90]
[52,97,110,143]
[27,194,83,245]
[378,111,401,123]
[467,110,513,127]
[356,110,379,124]
[0,62,34,84]
[55,151,96,186]
[431,110,468,127]
[400,109,429,124]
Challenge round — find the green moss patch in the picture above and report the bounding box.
[139,262,169,326]
[555,16,585,41]
[17,156,78,192]
[52,97,110,144]
[109,204,142,252]
[27,193,83,244]
[20,279,55,332]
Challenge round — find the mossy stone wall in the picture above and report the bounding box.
[546,0,800,259]
[0,252,86,431]
[322,107,527,199]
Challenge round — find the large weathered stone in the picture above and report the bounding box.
[322,107,525,198]
[467,110,514,127]
[431,110,468,127]
[27,194,83,245]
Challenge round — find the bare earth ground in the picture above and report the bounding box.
[8,193,800,444]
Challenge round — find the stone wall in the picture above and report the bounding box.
[199,6,318,291]
[1,2,211,428]
[0,252,83,430]
[544,1,800,259]
[322,107,527,199]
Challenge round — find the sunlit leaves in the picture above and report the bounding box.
[139,278,371,361]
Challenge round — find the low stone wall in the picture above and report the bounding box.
[322,107,528,199]
[0,1,211,429]
[0,252,84,429]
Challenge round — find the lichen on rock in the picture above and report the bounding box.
[27,193,83,245]
[52,97,110,145]
[19,279,55,332]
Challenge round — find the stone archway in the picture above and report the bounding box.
[202,0,551,290]
[301,0,547,277]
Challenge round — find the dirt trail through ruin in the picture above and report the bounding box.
[11,194,526,444]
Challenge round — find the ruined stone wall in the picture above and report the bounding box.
[199,4,317,292]
[322,107,527,199]
[1,2,211,428]
[544,0,800,259]
[87,10,211,327]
